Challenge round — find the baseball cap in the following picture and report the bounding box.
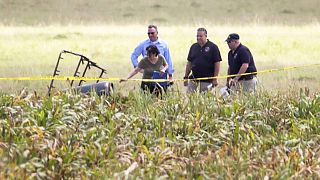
[225,33,240,41]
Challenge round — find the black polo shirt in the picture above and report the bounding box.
[228,43,257,80]
[187,40,222,80]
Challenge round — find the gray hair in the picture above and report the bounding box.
[197,27,207,35]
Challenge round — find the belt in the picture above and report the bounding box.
[240,75,256,81]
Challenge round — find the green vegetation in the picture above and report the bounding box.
[0,89,319,178]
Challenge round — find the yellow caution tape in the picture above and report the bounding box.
[0,63,319,82]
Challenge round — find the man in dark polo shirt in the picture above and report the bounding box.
[225,33,257,93]
[184,27,222,93]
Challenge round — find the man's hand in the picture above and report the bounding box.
[183,77,188,86]
[212,79,218,87]
[229,78,239,87]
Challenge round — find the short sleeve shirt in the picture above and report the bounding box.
[187,40,222,79]
[228,44,257,80]
[138,54,167,79]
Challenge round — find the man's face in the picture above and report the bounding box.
[148,27,158,41]
[197,31,207,45]
[227,40,236,50]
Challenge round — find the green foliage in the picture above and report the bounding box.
[0,89,319,179]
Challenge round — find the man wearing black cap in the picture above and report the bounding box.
[226,33,257,93]
[184,27,222,93]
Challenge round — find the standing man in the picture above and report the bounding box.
[131,25,174,81]
[184,27,222,93]
[225,33,257,93]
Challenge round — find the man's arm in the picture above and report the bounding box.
[226,67,231,87]
[212,61,220,86]
[184,61,192,86]
[131,43,144,68]
[184,61,192,78]
[234,63,249,81]
[163,46,174,77]
[234,50,250,81]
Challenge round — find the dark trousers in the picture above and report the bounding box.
[141,82,168,97]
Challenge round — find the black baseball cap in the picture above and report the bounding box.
[225,33,240,41]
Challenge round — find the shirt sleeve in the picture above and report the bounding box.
[131,42,144,68]
[212,44,222,62]
[187,45,193,62]
[162,43,174,75]
[238,49,250,64]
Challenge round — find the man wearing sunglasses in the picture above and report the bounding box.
[225,33,257,93]
[131,25,174,81]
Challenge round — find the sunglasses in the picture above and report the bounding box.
[226,40,232,43]
[147,32,155,35]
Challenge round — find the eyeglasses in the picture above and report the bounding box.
[226,40,232,43]
[147,32,155,35]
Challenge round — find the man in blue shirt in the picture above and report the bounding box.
[131,25,174,80]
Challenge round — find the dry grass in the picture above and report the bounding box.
[1,24,320,95]
[1,0,320,25]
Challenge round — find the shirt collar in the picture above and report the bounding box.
[148,38,159,44]
[232,43,242,54]
[197,39,209,48]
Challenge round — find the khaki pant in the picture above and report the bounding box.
[230,77,257,93]
[187,81,213,93]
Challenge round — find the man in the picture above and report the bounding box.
[184,27,222,93]
[131,25,174,81]
[225,33,257,93]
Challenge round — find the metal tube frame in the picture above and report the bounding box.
[48,50,107,96]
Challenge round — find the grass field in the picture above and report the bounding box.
[1,24,320,95]
[1,0,320,25]
[1,0,320,179]
[1,0,320,95]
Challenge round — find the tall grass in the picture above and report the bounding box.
[0,88,319,178]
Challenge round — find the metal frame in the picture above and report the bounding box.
[48,50,107,96]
